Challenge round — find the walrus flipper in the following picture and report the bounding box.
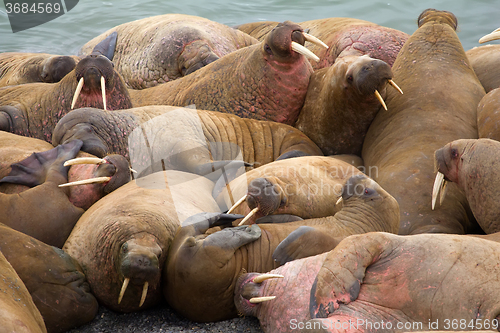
[0,105,28,134]
[181,212,245,231]
[0,140,83,186]
[91,31,118,61]
[255,214,303,224]
[202,224,262,256]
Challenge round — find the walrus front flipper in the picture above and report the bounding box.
[91,31,118,61]
[0,105,28,134]
[255,214,303,224]
[273,226,342,265]
[201,224,262,259]
[276,149,311,161]
[181,212,244,230]
[0,140,83,187]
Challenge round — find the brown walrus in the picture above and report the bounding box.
[0,249,47,333]
[235,17,409,69]
[79,14,258,89]
[477,87,500,140]
[466,44,500,93]
[63,170,221,313]
[163,174,399,322]
[0,52,79,87]
[127,21,325,125]
[0,223,98,333]
[361,9,485,234]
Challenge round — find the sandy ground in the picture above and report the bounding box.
[67,302,263,333]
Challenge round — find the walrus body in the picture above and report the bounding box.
[466,44,500,93]
[477,88,500,140]
[0,249,47,333]
[361,9,485,234]
[0,52,79,87]
[63,170,220,313]
[164,174,399,322]
[80,14,258,89]
[0,223,98,333]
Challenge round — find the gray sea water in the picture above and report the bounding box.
[0,0,499,55]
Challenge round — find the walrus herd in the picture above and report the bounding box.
[1,7,500,333]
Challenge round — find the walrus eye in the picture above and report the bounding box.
[364,188,376,196]
[347,75,353,83]
[264,44,272,55]
[451,148,458,158]
[121,243,128,253]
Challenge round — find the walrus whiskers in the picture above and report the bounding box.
[64,157,107,166]
[227,195,246,214]
[291,42,320,62]
[71,77,84,109]
[479,27,500,44]
[58,176,111,188]
[101,76,107,111]
[388,79,404,94]
[252,274,284,284]
[303,32,329,49]
[238,207,259,226]
[249,296,276,304]
[139,282,148,307]
[118,278,130,304]
[374,90,387,110]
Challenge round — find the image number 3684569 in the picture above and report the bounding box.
[4,0,79,33]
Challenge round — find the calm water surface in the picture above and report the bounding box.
[0,0,499,55]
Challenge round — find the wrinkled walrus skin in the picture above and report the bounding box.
[236,17,409,69]
[0,52,79,87]
[79,14,258,89]
[51,105,323,173]
[361,9,485,234]
[164,174,399,323]
[433,139,500,234]
[477,88,500,141]
[63,170,220,313]
[0,223,98,333]
[466,44,500,93]
[127,21,314,125]
[235,232,500,333]
[0,249,47,333]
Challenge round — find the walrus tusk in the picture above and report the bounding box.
[303,32,328,49]
[431,172,447,210]
[238,207,259,226]
[252,274,284,284]
[118,278,130,304]
[64,157,106,166]
[130,168,138,173]
[374,90,388,110]
[479,27,500,44]
[139,282,148,307]
[336,197,343,206]
[291,41,320,62]
[101,76,107,111]
[58,176,111,188]
[249,296,276,304]
[388,79,404,95]
[71,77,84,109]
[227,195,246,214]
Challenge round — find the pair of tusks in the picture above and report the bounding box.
[117,278,149,307]
[479,27,500,44]
[431,171,448,210]
[374,79,404,111]
[247,273,284,304]
[71,76,107,110]
[57,157,136,188]
[226,195,259,226]
[291,32,328,62]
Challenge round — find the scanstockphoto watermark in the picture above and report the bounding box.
[289,318,423,331]
[3,0,79,33]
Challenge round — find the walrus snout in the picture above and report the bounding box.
[417,9,457,30]
[349,57,393,96]
[247,177,284,217]
[100,154,132,194]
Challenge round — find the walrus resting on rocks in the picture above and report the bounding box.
[0,52,79,87]
[0,33,132,143]
[432,138,500,234]
[361,8,485,234]
[63,170,221,313]
[0,223,98,333]
[235,232,500,332]
[79,14,259,89]
[164,174,399,322]
[0,249,47,333]
[127,21,326,125]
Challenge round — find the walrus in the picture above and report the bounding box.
[0,33,132,143]
[0,223,98,333]
[235,232,500,332]
[466,44,500,93]
[127,21,326,125]
[0,139,131,247]
[0,249,47,333]
[79,14,259,89]
[477,88,500,140]
[295,54,403,156]
[0,52,79,87]
[432,138,500,234]
[361,9,485,234]
[235,17,409,69]
[51,106,323,180]
[63,170,221,313]
[163,174,399,322]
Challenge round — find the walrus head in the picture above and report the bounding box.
[417,9,457,31]
[234,272,284,317]
[40,55,77,83]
